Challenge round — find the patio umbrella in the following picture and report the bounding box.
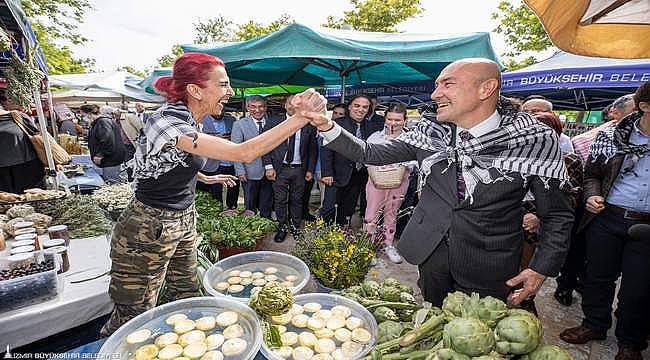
[525,0,650,59]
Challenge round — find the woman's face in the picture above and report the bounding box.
[201,66,234,116]
[384,111,406,134]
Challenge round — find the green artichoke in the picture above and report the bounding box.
[346,285,364,296]
[494,314,543,355]
[373,306,400,322]
[443,318,495,357]
[476,296,508,328]
[382,277,402,288]
[398,308,415,322]
[343,292,364,303]
[362,280,381,298]
[521,345,574,360]
[400,291,417,304]
[442,291,470,317]
[435,348,471,360]
[473,352,508,359]
[378,285,402,302]
[249,282,294,317]
[376,320,404,343]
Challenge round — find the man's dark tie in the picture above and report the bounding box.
[286,134,296,163]
[256,121,263,134]
[457,130,474,201]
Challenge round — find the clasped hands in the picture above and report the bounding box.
[291,89,335,131]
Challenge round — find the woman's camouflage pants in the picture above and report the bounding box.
[100,200,200,336]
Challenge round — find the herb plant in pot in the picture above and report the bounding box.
[198,213,275,260]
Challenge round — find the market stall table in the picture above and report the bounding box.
[0,235,113,350]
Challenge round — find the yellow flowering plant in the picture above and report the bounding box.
[292,219,379,289]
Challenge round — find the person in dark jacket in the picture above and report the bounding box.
[0,108,45,193]
[82,104,126,183]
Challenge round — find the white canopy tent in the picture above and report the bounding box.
[50,71,164,103]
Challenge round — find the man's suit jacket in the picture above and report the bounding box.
[120,114,144,146]
[320,117,371,187]
[262,116,317,174]
[201,115,236,171]
[231,116,266,180]
[324,124,573,296]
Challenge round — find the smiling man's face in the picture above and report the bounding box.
[431,63,485,123]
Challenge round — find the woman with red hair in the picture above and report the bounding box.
[101,52,327,335]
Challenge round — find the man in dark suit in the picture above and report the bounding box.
[134,102,151,123]
[319,94,373,225]
[308,59,573,306]
[264,95,318,242]
[198,113,240,209]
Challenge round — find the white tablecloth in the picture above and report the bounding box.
[0,235,113,349]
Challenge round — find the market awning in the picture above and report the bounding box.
[525,0,650,59]
[501,50,650,110]
[181,23,501,89]
[50,71,164,103]
[0,0,48,75]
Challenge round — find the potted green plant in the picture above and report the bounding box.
[292,219,379,291]
[198,212,275,260]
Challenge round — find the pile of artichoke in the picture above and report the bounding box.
[347,285,574,360]
[249,282,295,317]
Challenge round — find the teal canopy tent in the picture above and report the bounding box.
[181,23,501,100]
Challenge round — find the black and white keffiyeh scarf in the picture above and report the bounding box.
[130,102,199,180]
[397,97,568,203]
[589,111,648,174]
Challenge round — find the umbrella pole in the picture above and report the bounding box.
[46,83,59,142]
[340,74,346,103]
[33,87,58,188]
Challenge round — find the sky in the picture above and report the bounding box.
[71,0,510,73]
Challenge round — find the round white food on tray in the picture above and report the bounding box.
[264,266,278,274]
[314,328,334,339]
[331,349,345,360]
[227,270,240,277]
[155,332,179,348]
[280,281,294,288]
[214,282,230,291]
[345,317,364,330]
[200,350,224,360]
[240,278,253,286]
[351,328,372,344]
[195,316,216,331]
[341,341,364,357]
[223,324,244,339]
[331,305,352,319]
[221,338,247,356]
[303,302,322,313]
[280,331,298,346]
[157,344,183,360]
[251,286,262,295]
[174,319,197,334]
[264,274,278,282]
[183,342,208,359]
[291,314,310,328]
[272,313,293,325]
[307,317,325,330]
[298,331,318,347]
[227,284,245,293]
[314,338,337,354]
[272,346,294,359]
[277,325,288,334]
[252,278,267,287]
[205,333,225,350]
[126,329,152,344]
[216,311,239,327]
[334,328,352,342]
[251,272,265,279]
[226,276,241,285]
[179,330,206,347]
[312,354,334,360]
[134,344,159,360]
[292,346,314,360]
[290,304,304,316]
[326,317,346,330]
[239,270,252,278]
[285,275,298,282]
[165,313,188,326]
[314,309,333,321]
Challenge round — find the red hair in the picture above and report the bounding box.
[154,52,225,103]
[533,111,563,136]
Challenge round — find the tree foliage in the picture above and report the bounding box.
[20,0,95,73]
[157,45,184,67]
[193,13,293,44]
[117,65,146,78]
[491,1,553,70]
[323,0,424,32]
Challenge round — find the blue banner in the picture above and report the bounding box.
[502,63,650,93]
[325,81,435,99]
